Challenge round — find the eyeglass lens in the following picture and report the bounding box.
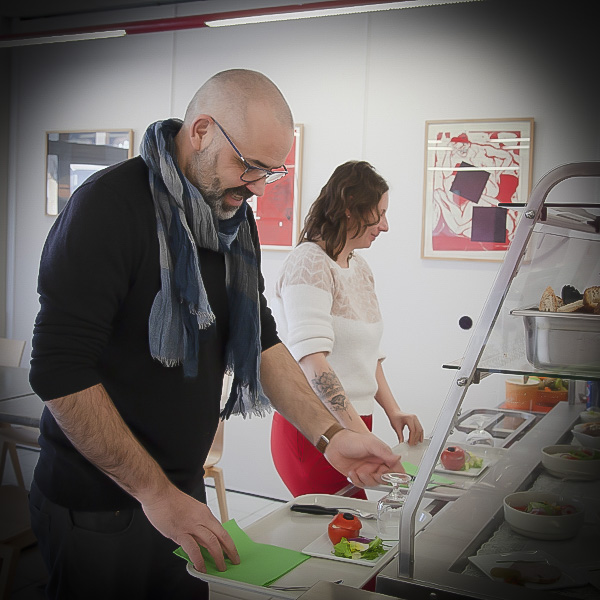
[242,169,287,184]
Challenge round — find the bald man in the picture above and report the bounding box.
[29,70,403,600]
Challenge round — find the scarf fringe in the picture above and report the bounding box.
[220,366,272,420]
[152,355,181,368]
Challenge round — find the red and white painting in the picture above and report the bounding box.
[248,125,303,250]
[421,119,533,261]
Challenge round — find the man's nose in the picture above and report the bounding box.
[245,177,267,197]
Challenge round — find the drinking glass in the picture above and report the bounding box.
[377,472,412,539]
[465,415,494,447]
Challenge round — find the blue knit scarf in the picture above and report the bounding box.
[140,119,271,419]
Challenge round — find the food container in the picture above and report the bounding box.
[503,491,584,540]
[504,377,540,411]
[511,308,600,373]
[580,407,600,423]
[572,422,600,449]
[541,445,600,480]
[534,388,568,412]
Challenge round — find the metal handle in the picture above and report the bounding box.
[290,504,338,516]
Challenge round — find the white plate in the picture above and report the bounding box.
[301,511,431,567]
[434,458,489,478]
[468,550,588,590]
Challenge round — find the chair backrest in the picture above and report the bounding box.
[0,338,26,368]
[204,374,232,469]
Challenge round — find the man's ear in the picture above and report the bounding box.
[189,115,212,151]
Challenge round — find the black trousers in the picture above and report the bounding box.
[28,481,209,600]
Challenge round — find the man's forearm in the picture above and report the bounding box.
[260,343,339,445]
[298,352,370,433]
[46,383,171,504]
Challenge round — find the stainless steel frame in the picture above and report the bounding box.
[393,161,600,582]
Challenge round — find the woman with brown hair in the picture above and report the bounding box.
[271,160,423,498]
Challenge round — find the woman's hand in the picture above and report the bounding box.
[374,361,424,446]
[388,411,424,446]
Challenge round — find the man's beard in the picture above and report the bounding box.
[203,184,253,220]
[189,146,252,220]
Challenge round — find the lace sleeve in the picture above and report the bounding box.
[277,244,335,361]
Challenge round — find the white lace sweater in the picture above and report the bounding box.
[273,242,384,415]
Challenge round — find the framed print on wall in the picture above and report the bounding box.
[46,130,133,216]
[248,124,303,250]
[421,118,534,261]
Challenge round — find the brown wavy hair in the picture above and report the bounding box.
[299,160,389,261]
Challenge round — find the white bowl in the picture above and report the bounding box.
[572,422,600,449]
[580,408,600,423]
[541,445,600,480]
[503,491,584,540]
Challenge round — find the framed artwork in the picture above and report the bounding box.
[46,130,133,216]
[421,118,534,261]
[248,124,303,250]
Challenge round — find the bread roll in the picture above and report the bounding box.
[539,286,559,312]
[583,286,600,308]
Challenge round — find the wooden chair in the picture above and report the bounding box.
[0,485,37,600]
[203,375,231,523]
[0,425,40,489]
[0,338,38,490]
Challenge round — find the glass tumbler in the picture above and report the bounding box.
[377,472,412,540]
[465,415,494,447]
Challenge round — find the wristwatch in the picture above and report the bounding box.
[316,423,344,454]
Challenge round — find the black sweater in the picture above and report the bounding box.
[30,156,279,510]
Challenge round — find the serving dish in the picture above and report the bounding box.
[511,307,600,373]
[468,550,588,590]
[572,422,600,449]
[434,455,489,478]
[503,491,584,540]
[580,408,600,423]
[302,510,431,567]
[541,444,600,480]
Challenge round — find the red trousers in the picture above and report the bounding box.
[271,411,373,499]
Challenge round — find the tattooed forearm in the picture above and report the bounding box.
[312,370,343,397]
[311,369,352,419]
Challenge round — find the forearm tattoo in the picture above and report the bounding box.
[311,369,352,419]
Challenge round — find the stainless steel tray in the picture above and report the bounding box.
[511,307,600,373]
[455,408,536,447]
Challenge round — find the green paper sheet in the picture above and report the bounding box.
[174,519,311,587]
[401,462,455,487]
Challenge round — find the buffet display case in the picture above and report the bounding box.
[376,162,600,600]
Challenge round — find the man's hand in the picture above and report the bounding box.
[46,385,241,574]
[141,485,240,574]
[324,429,404,488]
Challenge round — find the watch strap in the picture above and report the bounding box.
[316,423,344,453]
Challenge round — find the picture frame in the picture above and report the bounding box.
[46,129,133,216]
[248,124,303,250]
[421,118,534,261]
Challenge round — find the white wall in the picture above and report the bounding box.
[5,1,598,500]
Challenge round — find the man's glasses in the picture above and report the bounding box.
[211,117,288,184]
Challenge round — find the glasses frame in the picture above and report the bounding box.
[211,117,288,184]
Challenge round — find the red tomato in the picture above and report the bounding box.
[561,505,578,515]
[440,446,466,471]
[328,512,362,545]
